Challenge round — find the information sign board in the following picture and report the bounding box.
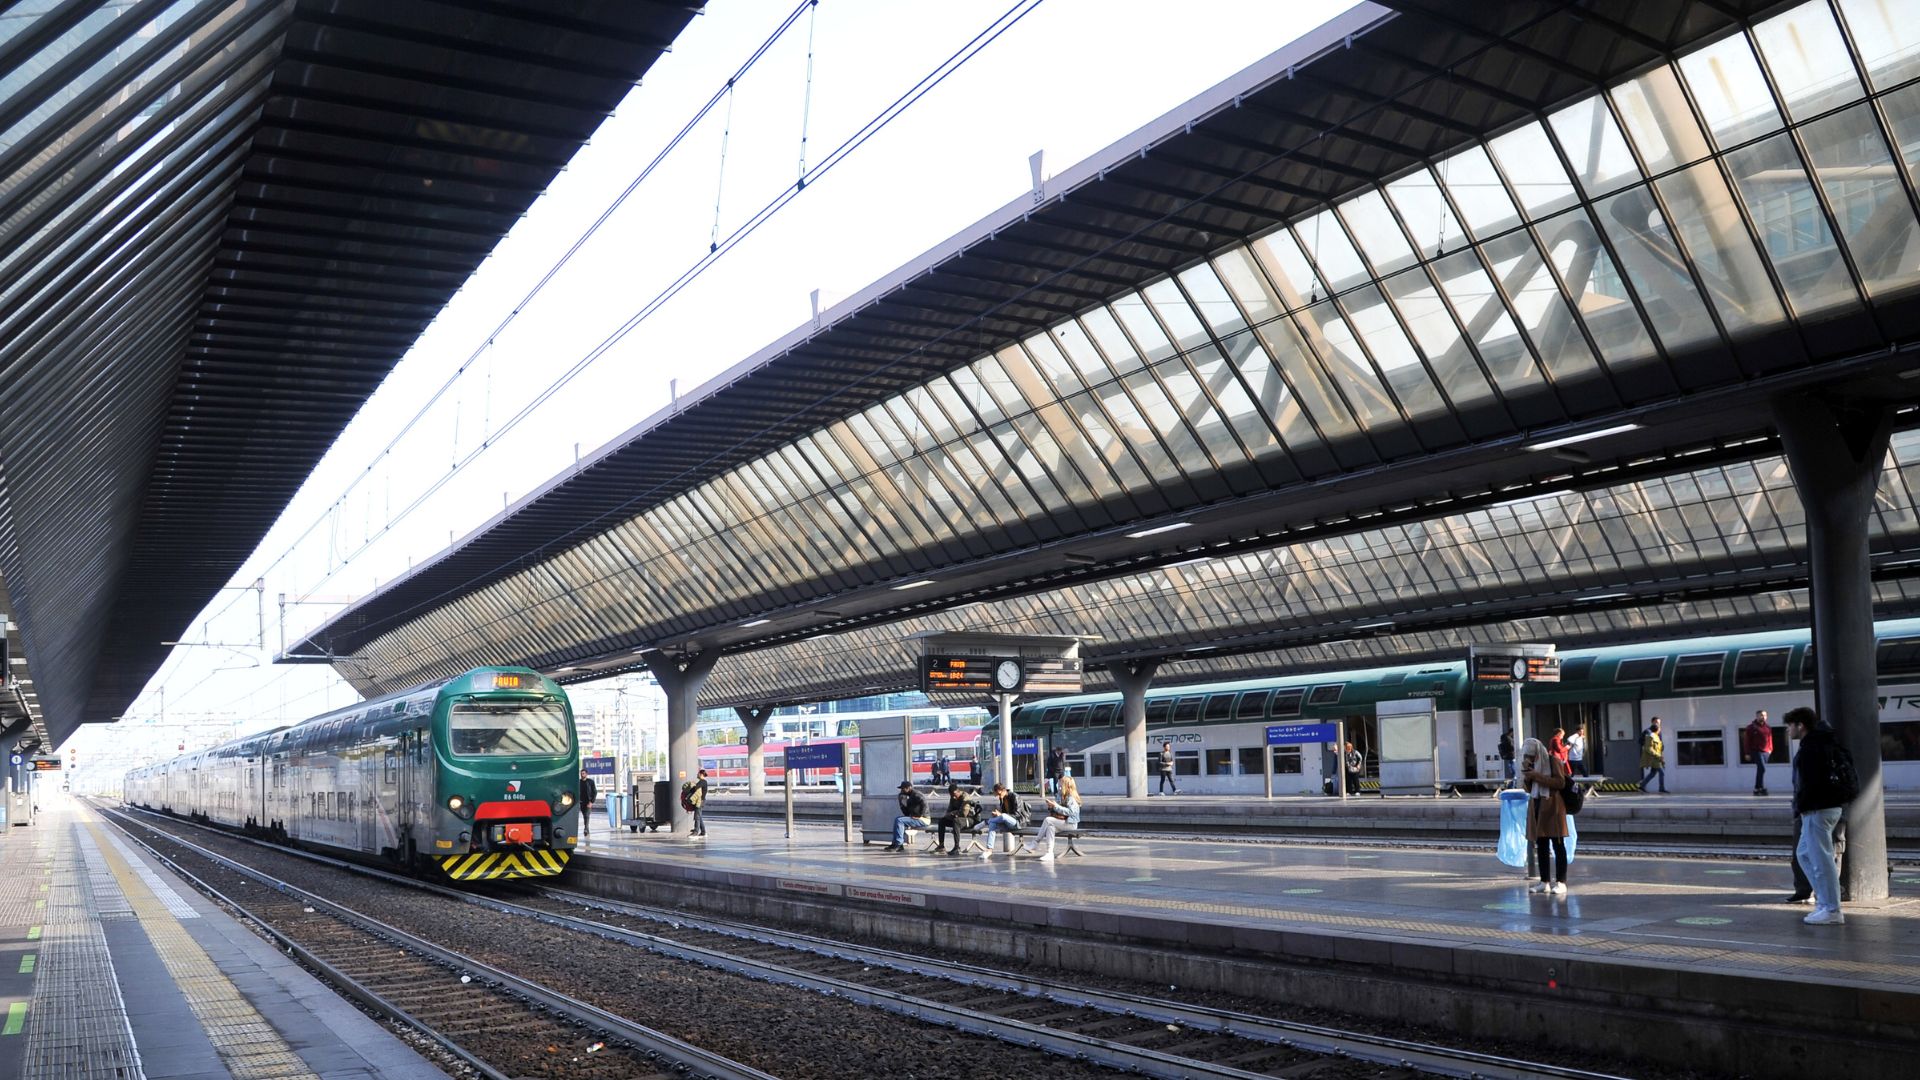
[30,757,60,771]
[784,742,846,771]
[1267,723,1338,745]
[1471,653,1561,683]
[1011,737,1039,756]
[582,757,614,778]
[921,655,1016,694]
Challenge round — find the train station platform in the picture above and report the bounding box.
[691,788,1920,847]
[0,796,444,1080]
[571,808,1920,1079]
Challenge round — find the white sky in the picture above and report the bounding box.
[62,0,1349,774]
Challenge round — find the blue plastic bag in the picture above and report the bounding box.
[1565,812,1578,862]
[1497,789,1528,867]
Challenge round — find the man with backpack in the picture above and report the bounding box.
[1744,710,1774,796]
[1785,707,1857,925]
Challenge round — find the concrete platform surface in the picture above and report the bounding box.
[0,796,446,1080]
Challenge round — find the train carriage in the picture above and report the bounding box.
[125,666,580,882]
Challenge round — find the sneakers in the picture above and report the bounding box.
[1804,908,1845,926]
[1551,882,1568,896]
[1529,882,1550,893]
[882,842,903,852]
[931,845,946,853]
[977,848,992,860]
[1038,852,1055,863]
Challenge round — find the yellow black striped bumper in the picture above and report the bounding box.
[437,849,570,881]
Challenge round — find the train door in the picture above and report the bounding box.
[397,729,418,862]
[1601,701,1639,782]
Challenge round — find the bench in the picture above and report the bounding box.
[1002,823,1086,857]
[1436,775,1609,798]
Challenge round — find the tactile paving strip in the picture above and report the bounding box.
[95,827,199,920]
[21,818,145,1080]
[84,821,318,1080]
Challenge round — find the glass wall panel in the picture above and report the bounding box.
[1753,1,1866,121]
[1182,261,1324,452]
[1338,189,1418,275]
[1480,225,1607,383]
[1489,121,1579,217]
[1797,102,1920,298]
[1548,95,1641,197]
[1339,284,1463,415]
[1382,266,1499,403]
[1428,249,1543,395]
[1612,64,1713,175]
[1839,0,1920,89]
[1089,380,1185,485]
[1722,132,1859,317]
[1531,207,1658,368]
[1385,166,1468,261]
[1655,160,1787,333]
[1120,363,1214,468]
[1064,390,1153,492]
[1678,30,1785,148]
[1295,300,1401,428]
[1020,330,1084,398]
[1436,144,1522,238]
[1212,246,1360,438]
[1295,208,1371,295]
[1593,184,1721,353]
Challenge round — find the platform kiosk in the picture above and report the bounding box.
[913,632,1084,797]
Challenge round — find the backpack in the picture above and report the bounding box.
[1561,780,1585,815]
[1015,800,1034,827]
[1826,741,1861,804]
[679,783,697,812]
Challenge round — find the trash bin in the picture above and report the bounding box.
[1497,789,1528,867]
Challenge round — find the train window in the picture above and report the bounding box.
[1235,690,1271,721]
[1734,648,1791,686]
[766,754,785,767]
[1308,684,1345,706]
[1879,637,1920,677]
[1116,751,1128,776]
[1090,754,1114,777]
[1270,690,1305,718]
[1559,657,1596,681]
[1205,749,1234,775]
[1203,695,1234,722]
[1145,699,1172,724]
[449,701,571,756]
[1237,747,1265,774]
[1676,728,1726,766]
[1172,697,1203,723]
[1066,754,1086,778]
[1615,657,1666,682]
[1378,672,1405,686]
[1088,703,1117,727]
[1270,746,1302,773]
[1174,749,1200,775]
[1671,653,1726,690]
[1884,720,1920,762]
[1064,706,1090,729]
[1801,644,1815,682]
[1040,707,1065,728]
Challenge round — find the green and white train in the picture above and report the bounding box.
[1007,621,1920,795]
[124,667,580,881]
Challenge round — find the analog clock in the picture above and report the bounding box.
[993,658,1023,692]
[1510,657,1529,681]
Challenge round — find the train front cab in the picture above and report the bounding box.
[428,670,580,882]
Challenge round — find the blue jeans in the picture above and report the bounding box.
[1640,765,1665,792]
[1753,756,1767,791]
[1503,759,1515,780]
[892,815,928,844]
[1797,807,1843,912]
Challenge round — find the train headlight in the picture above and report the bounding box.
[558,792,575,808]
[447,795,465,812]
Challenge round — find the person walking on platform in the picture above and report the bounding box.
[1639,717,1668,793]
[1343,742,1363,796]
[978,783,1022,859]
[1786,707,1856,925]
[934,783,976,854]
[1022,776,1080,863]
[885,780,930,852]
[1157,741,1178,794]
[1520,737,1571,895]
[1499,728,1515,781]
[1566,725,1587,777]
[577,768,598,838]
[1745,710,1773,796]
[1045,745,1066,796]
[1548,727,1569,768]
[931,755,951,788]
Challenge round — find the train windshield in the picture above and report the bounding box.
[448,700,572,757]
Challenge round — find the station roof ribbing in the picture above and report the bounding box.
[0,0,704,748]
[293,0,1920,708]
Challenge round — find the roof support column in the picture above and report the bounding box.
[1110,660,1160,800]
[1774,394,1892,902]
[735,705,774,797]
[646,651,719,836]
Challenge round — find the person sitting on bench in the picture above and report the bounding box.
[1021,776,1080,863]
[977,783,1022,860]
[933,783,979,854]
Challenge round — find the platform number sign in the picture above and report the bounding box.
[7,753,19,767]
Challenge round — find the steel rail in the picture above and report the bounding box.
[107,802,1630,1080]
[98,806,779,1080]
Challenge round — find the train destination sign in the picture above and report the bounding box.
[784,743,845,771]
[1267,723,1338,745]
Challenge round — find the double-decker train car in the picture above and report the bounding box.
[699,727,983,788]
[1005,621,1920,797]
[124,667,579,882]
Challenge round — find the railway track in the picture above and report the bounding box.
[104,803,1635,1080]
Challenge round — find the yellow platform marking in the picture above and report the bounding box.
[437,849,568,881]
[85,824,319,1079]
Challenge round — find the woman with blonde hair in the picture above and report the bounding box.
[1023,775,1080,862]
[1520,737,1571,895]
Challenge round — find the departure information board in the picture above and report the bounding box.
[1471,653,1561,683]
[921,655,1018,694]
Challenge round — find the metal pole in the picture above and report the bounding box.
[1264,733,1274,800]
[1335,720,1347,799]
[841,760,853,842]
[785,763,795,839]
[997,692,1014,792]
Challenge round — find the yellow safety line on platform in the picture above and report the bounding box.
[84,823,319,1080]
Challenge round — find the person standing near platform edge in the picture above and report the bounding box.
[1520,737,1571,895]
[1498,728,1515,781]
[1157,741,1177,795]
[1745,710,1773,796]
[577,768,597,838]
[1786,707,1856,925]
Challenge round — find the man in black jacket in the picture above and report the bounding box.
[578,768,598,837]
[1786,707,1854,925]
[885,781,930,851]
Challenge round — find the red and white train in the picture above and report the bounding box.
[697,727,983,788]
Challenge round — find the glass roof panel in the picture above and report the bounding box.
[1655,160,1788,334]
[1797,102,1920,300]
[1338,189,1418,276]
[1488,121,1580,219]
[1611,64,1713,175]
[1753,0,1866,121]
[1548,94,1642,198]
[1479,225,1607,385]
[1839,0,1920,90]
[1592,184,1721,355]
[1678,30,1785,148]
[1427,248,1543,397]
[1385,167,1469,263]
[1294,208,1370,295]
[1721,132,1861,318]
[1436,144,1522,239]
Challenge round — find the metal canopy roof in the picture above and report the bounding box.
[0,0,704,748]
[296,0,1920,708]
